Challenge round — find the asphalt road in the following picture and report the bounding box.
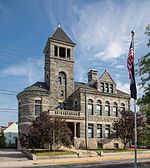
[33,159,150,168]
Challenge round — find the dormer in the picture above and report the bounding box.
[96,70,116,94]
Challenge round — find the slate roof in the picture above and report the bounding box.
[24,82,49,92]
[74,81,96,90]
[50,27,75,45]
[116,89,129,96]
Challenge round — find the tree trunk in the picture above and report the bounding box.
[124,142,127,150]
[49,143,53,151]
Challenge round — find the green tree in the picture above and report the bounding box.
[0,132,6,147]
[20,112,72,150]
[112,110,144,149]
[137,24,150,124]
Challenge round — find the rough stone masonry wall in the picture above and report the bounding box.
[78,90,129,149]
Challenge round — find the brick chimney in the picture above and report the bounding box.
[88,69,98,82]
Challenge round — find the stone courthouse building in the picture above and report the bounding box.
[17,26,130,149]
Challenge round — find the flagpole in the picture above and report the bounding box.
[131,30,137,168]
[134,99,137,168]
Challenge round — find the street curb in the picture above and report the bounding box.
[32,154,150,165]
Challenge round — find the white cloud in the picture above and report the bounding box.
[72,0,150,61]
[116,81,130,94]
[0,58,43,84]
[94,40,129,60]
[115,65,125,69]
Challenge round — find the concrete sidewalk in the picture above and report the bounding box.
[32,150,150,166]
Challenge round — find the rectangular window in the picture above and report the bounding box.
[54,45,58,56]
[97,124,102,138]
[105,106,110,116]
[88,124,94,138]
[88,104,93,115]
[97,105,102,115]
[110,84,113,93]
[113,106,118,117]
[35,99,42,116]
[101,82,104,92]
[67,48,70,59]
[105,125,110,139]
[59,47,66,58]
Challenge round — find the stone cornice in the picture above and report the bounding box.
[49,56,74,63]
[49,38,76,47]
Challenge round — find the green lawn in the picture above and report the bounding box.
[31,149,76,156]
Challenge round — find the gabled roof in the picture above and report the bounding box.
[98,70,116,85]
[3,123,18,133]
[50,27,75,45]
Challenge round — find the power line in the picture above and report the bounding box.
[0,89,18,93]
[0,51,41,60]
[0,93,17,96]
[0,43,40,55]
[0,111,18,113]
[0,108,17,111]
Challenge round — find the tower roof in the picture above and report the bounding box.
[50,27,75,45]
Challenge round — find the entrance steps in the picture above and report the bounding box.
[61,146,97,157]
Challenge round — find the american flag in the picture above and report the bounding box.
[127,34,137,100]
[127,40,134,79]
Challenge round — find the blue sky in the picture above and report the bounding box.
[0,0,149,126]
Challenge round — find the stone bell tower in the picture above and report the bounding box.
[43,26,76,107]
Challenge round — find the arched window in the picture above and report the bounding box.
[97,100,102,116]
[101,82,104,92]
[105,101,110,116]
[110,84,113,93]
[113,102,118,117]
[120,103,125,112]
[105,83,109,92]
[88,99,93,115]
[58,72,66,85]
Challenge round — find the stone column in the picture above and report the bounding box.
[66,48,67,58]
[58,46,59,57]
[74,122,76,137]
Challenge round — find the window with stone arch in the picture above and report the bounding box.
[105,101,110,116]
[58,72,66,85]
[88,99,93,115]
[96,100,102,116]
[120,103,125,112]
[113,102,118,117]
